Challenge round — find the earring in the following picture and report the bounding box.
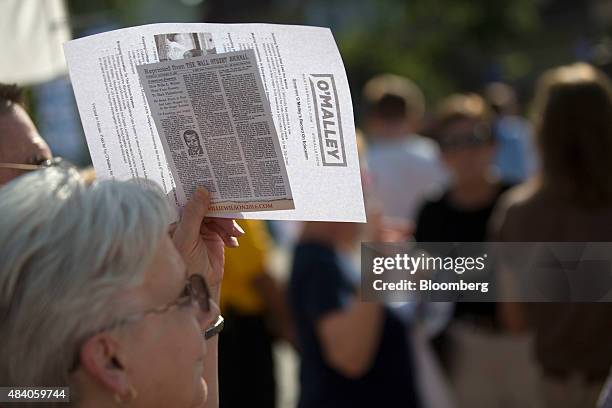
[113,384,139,406]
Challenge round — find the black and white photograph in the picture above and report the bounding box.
[183,129,204,157]
[154,32,216,61]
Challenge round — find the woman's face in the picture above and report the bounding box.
[119,235,210,407]
[439,118,495,183]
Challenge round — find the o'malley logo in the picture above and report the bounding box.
[309,74,347,166]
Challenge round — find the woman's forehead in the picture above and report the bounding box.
[143,235,187,295]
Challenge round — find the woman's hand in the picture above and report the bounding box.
[171,187,244,297]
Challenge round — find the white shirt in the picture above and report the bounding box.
[367,134,448,220]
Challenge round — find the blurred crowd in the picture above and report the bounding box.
[2,48,612,408]
[217,62,612,408]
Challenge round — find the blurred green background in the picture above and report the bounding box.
[11,0,612,166]
[65,0,612,118]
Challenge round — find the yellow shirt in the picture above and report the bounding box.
[220,219,270,314]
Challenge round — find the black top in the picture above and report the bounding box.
[414,184,512,322]
[289,242,420,408]
[414,184,512,242]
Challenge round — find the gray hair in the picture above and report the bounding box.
[0,167,170,396]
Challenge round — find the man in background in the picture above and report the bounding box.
[0,83,52,184]
[363,74,447,227]
[484,82,537,184]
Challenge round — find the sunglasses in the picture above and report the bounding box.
[439,124,493,152]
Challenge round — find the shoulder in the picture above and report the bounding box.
[291,243,339,276]
[293,241,335,259]
[410,134,440,153]
[490,180,543,240]
[497,180,542,213]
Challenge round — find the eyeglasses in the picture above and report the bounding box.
[70,274,223,372]
[106,274,213,332]
[110,274,223,339]
[0,157,74,171]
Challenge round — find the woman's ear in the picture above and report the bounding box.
[79,333,130,396]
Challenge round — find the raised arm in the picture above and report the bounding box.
[172,187,244,408]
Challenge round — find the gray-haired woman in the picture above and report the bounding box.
[0,167,243,407]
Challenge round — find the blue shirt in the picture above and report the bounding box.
[493,116,538,184]
[289,242,420,408]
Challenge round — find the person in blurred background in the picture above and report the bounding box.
[484,82,538,184]
[414,93,540,408]
[288,126,420,407]
[416,94,509,242]
[219,219,295,408]
[364,74,447,228]
[600,371,612,408]
[0,167,245,408]
[0,83,52,184]
[288,220,420,408]
[491,62,612,408]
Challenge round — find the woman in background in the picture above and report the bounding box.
[492,62,612,408]
[288,130,420,408]
[415,94,539,408]
[288,220,420,408]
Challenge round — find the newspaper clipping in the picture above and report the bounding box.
[137,49,294,212]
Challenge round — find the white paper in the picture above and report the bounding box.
[63,23,365,222]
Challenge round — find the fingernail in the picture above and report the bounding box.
[229,237,239,247]
[234,221,245,235]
